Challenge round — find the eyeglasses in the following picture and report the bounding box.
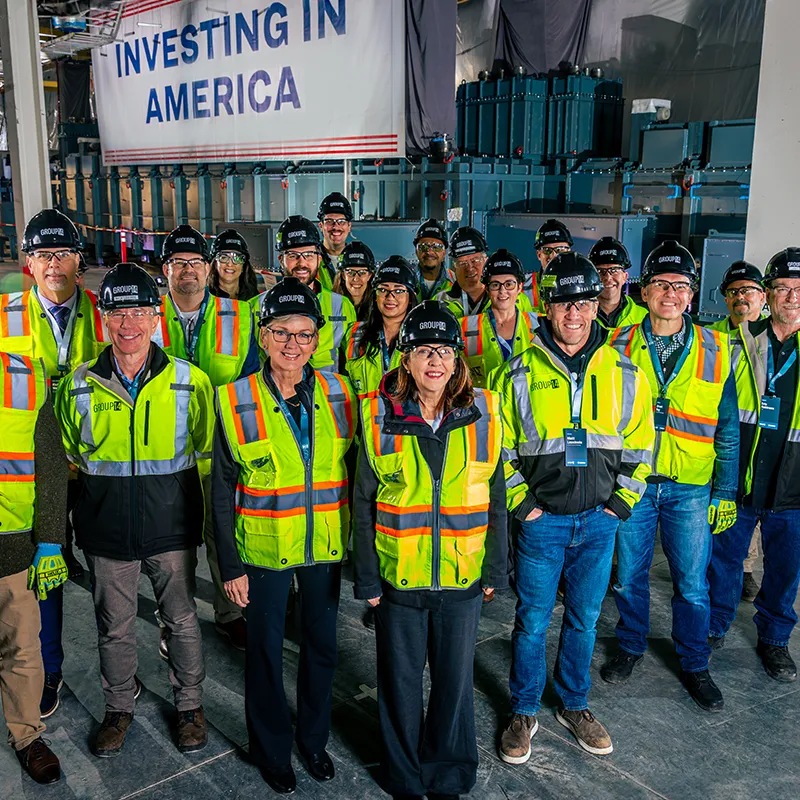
[31,250,78,263]
[487,279,520,292]
[771,285,800,298]
[725,286,763,299]
[411,345,456,361]
[105,309,159,323]
[596,267,626,277]
[217,253,245,266]
[539,246,571,258]
[417,242,445,253]
[167,258,206,271]
[375,286,410,298]
[343,268,371,280]
[455,256,486,270]
[322,218,350,229]
[282,251,319,266]
[550,299,599,313]
[265,328,317,344]
[647,279,694,294]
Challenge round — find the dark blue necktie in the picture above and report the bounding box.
[51,305,70,335]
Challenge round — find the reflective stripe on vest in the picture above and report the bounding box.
[367,396,402,456]
[214,296,241,358]
[317,371,354,440]
[329,292,347,350]
[0,352,38,410]
[236,480,347,519]
[226,373,266,446]
[346,321,365,360]
[461,316,483,358]
[1,293,31,337]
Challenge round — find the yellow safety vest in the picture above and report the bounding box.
[342,321,403,399]
[521,272,546,314]
[152,292,253,387]
[609,319,731,485]
[0,288,107,379]
[435,286,535,317]
[0,353,47,534]
[596,295,648,331]
[362,389,503,591]
[460,311,538,388]
[55,354,213,477]
[217,369,357,570]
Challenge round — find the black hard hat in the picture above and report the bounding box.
[449,226,488,258]
[535,218,573,249]
[98,263,161,310]
[589,236,631,269]
[398,301,464,351]
[482,249,525,283]
[212,229,249,258]
[641,240,698,284]
[720,260,763,292]
[374,255,419,294]
[275,215,322,252]
[413,218,447,245]
[541,252,603,304]
[22,209,82,253]
[341,241,376,270]
[258,276,325,328]
[764,248,800,286]
[317,191,353,221]
[162,224,209,261]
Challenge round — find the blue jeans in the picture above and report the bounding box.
[38,584,64,676]
[510,505,618,715]
[709,507,800,646]
[613,481,712,672]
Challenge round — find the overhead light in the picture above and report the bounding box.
[137,21,162,27]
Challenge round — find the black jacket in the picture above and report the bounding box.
[352,378,509,607]
[71,346,205,561]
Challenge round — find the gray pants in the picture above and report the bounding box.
[87,550,205,713]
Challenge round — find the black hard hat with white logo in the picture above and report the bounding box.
[534,218,573,249]
[99,263,161,310]
[413,218,447,245]
[212,229,249,258]
[720,260,763,292]
[448,226,488,258]
[318,192,353,221]
[258,276,325,328]
[22,209,82,253]
[589,236,631,269]
[275,216,322,252]
[374,255,418,294]
[162,224,209,261]
[641,240,698,284]
[764,249,800,286]
[398,301,464,351]
[541,252,603,304]
[482,249,525,283]
[341,241,376,270]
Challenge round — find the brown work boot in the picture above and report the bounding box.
[177,707,208,753]
[93,711,133,758]
[556,708,613,755]
[499,713,538,764]
[16,738,61,784]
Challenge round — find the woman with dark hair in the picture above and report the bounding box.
[332,241,376,320]
[343,255,419,399]
[209,229,260,302]
[352,301,508,800]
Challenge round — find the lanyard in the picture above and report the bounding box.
[174,291,209,363]
[488,308,516,361]
[278,394,310,462]
[34,286,80,374]
[766,337,797,396]
[642,315,694,397]
[379,330,393,372]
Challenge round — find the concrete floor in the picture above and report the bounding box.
[1,545,798,800]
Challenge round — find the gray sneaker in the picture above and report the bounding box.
[556,708,613,755]
[499,713,538,764]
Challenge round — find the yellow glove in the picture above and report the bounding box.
[708,499,737,535]
[27,544,68,601]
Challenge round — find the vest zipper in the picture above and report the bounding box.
[591,374,598,420]
[430,431,449,592]
[304,402,316,566]
[144,400,150,446]
[129,404,138,559]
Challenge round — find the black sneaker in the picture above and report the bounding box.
[600,650,643,684]
[756,641,797,682]
[40,673,63,719]
[741,572,760,603]
[709,635,725,651]
[679,669,724,712]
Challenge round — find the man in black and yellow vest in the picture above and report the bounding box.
[155,224,259,651]
[602,241,740,712]
[317,191,354,290]
[589,236,647,332]
[494,253,654,762]
[0,209,108,720]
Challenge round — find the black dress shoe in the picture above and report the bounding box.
[303,750,335,781]
[260,764,296,794]
[679,669,724,712]
[757,641,797,682]
[600,650,643,684]
[16,738,61,784]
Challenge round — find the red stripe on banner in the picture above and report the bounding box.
[122,0,185,20]
[104,148,400,164]
[104,144,400,158]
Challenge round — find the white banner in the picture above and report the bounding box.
[92,0,405,165]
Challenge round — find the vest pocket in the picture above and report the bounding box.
[375,534,423,589]
[454,533,485,588]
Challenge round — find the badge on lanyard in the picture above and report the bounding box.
[759,395,780,430]
[653,397,670,431]
[564,427,588,467]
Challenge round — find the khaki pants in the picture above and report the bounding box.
[743,524,761,573]
[0,570,46,750]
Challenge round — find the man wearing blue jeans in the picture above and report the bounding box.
[602,241,739,712]
[494,254,653,762]
[708,249,800,682]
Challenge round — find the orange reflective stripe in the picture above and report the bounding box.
[485,391,496,457]
[215,297,223,354]
[664,426,713,444]
[347,322,362,359]
[159,300,171,347]
[440,503,490,515]
[231,302,240,358]
[712,328,722,383]
[377,525,432,538]
[669,407,716,426]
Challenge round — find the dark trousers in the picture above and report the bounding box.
[375,593,482,797]
[245,563,341,770]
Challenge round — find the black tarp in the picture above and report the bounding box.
[57,60,93,124]
[405,0,458,156]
